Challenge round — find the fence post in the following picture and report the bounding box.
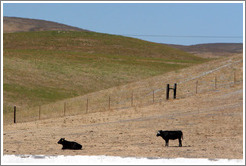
[86,98,89,113]
[234,71,236,84]
[166,83,177,100]
[166,84,170,100]
[196,80,198,94]
[153,90,155,103]
[215,76,217,89]
[64,102,66,116]
[14,106,16,123]
[109,96,111,110]
[39,105,41,120]
[131,91,134,107]
[173,83,177,99]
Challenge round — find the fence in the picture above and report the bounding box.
[3,58,243,124]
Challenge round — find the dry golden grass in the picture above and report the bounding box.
[3,53,243,159]
[4,54,242,124]
[3,80,243,159]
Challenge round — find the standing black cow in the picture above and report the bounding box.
[156,130,183,147]
[57,138,82,150]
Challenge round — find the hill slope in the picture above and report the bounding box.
[3,30,206,109]
[3,54,243,159]
[3,17,87,33]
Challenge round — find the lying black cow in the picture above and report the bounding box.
[156,130,183,147]
[57,138,82,150]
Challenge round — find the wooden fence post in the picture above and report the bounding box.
[166,84,170,100]
[166,83,177,100]
[234,71,236,84]
[64,102,66,116]
[39,105,41,120]
[109,96,111,110]
[173,83,177,99]
[14,106,16,123]
[196,80,198,94]
[131,91,134,107]
[86,98,89,113]
[153,90,155,103]
[215,76,217,89]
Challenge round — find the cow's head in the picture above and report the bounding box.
[156,130,162,137]
[58,138,65,144]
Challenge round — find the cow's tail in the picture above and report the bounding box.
[181,132,184,140]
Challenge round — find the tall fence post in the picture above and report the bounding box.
[64,102,66,116]
[166,83,177,100]
[196,80,198,94]
[14,106,16,124]
[166,84,170,100]
[234,71,236,84]
[215,76,217,89]
[131,91,134,107]
[39,105,41,120]
[173,83,177,99]
[109,96,111,110]
[86,98,89,113]
[153,90,155,103]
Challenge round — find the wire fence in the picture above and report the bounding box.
[3,58,243,125]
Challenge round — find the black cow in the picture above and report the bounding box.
[156,130,183,147]
[57,138,82,150]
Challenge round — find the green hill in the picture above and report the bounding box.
[3,30,206,110]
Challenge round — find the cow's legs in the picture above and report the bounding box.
[179,139,182,147]
[165,140,169,147]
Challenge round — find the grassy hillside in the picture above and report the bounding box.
[3,30,206,110]
[3,17,87,33]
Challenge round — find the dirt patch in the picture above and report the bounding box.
[3,82,243,159]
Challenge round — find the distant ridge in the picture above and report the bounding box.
[3,16,88,33]
[168,43,243,57]
[3,16,242,58]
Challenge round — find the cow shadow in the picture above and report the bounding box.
[166,145,192,148]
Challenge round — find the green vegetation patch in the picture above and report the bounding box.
[4,83,76,105]
[3,31,207,109]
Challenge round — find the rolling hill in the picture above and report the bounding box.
[3,17,206,111]
[168,43,243,58]
[3,17,87,33]
[4,17,243,56]
[3,53,243,159]
[3,17,243,160]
